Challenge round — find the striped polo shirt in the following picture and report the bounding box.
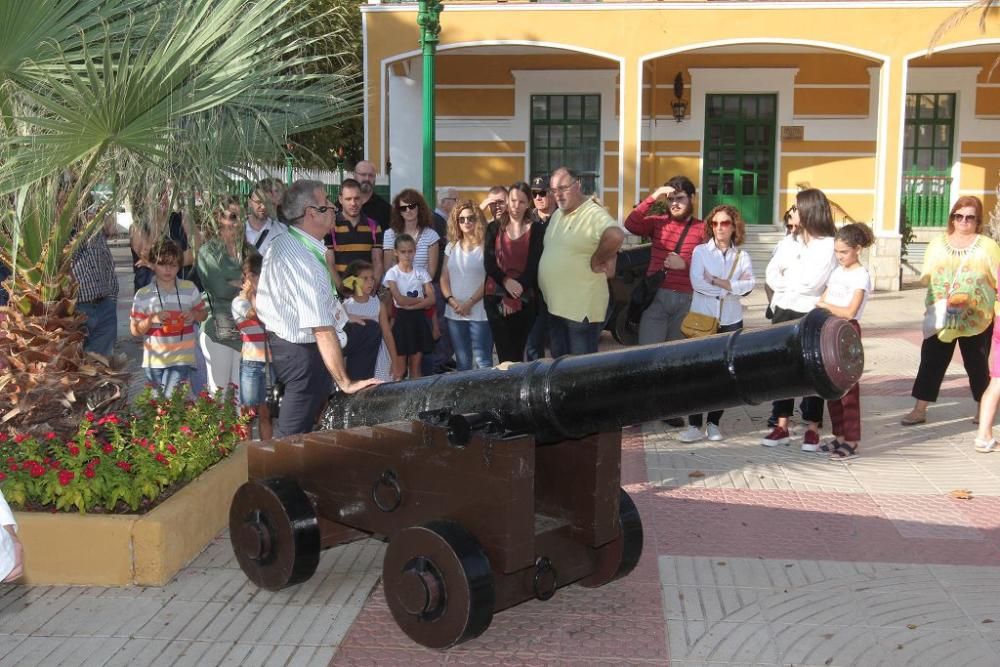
[323,214,382,274]
[130,279,204,368]
[231,297,267,362]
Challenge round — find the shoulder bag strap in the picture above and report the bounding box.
[717,249,742,319]
[253,228,270,250]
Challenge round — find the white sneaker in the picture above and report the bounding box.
[678,425,705,443]
[706,423,723,441]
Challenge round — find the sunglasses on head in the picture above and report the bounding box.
[398,202,418,212]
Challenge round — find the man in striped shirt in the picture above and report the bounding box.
[256,180,380,437]
[323,178,383,290]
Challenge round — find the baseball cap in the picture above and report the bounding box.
[530,176,547,191]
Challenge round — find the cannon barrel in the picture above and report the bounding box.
[321,309,863,442]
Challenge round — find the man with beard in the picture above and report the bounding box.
[624,175,705,347]
[354,160,392,231]
[323,178,384,291]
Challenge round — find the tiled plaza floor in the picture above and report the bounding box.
[3,282,1000,665]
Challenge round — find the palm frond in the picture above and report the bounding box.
[929,0,997,54]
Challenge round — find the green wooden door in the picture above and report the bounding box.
[702,94,776,225]
[902,93,955,227]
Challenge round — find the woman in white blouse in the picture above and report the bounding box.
[760,188,838,449]
[678,205,756,443]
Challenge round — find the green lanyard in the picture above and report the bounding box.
[288,225,336,290]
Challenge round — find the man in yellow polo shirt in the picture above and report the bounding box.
[538,167,624,356]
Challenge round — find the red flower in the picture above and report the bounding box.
[0,472,6,481]
[166,444,177,455]
[83,468,95,479]
[116,461,132,472]
[29,464,45,478]
[85,411,96,422]
[68,444,81,456]
[102,444,114,454]
[8,463,17,472]
[13,433,28,444]
[44,431,57,440]
[50,460,60,469]
[97,414,120,426]
[5,457,14,464]
[155,453,168,465]
[57,470,74,486]
[178,425,192,435]
[0,432,7,442]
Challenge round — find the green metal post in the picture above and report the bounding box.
[285,154,294,186]
[417,1,443,205]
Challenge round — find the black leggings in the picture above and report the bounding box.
[485,297,537,363]
[911,325,992,403]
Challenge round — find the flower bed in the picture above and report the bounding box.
[1,385,252,585]
[1,385,249,514]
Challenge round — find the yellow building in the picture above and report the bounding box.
[362,0,1000,288]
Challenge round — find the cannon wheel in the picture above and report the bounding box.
[579,488,643,588]
[382,521,495,649]
[229,477,320,591]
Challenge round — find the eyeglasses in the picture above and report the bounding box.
[398,203,418,212]
[306,205,334,214]
[457,215,476,223]
[552,181,578,194]
[711,219,733,228]
[952,213,978,223]
[221,212,240,221]
[532,190,548,198]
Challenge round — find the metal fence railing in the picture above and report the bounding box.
[903,169,952,228]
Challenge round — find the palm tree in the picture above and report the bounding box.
[0,0,363,431]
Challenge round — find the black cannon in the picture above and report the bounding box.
[230,310,862,649]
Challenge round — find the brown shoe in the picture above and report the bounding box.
[900,411,926,426]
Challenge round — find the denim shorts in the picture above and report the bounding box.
[239,360,267,406]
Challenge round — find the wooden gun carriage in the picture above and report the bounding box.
[229,310,863,648]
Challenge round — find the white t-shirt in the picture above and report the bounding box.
[0,490,17,582]
[444,243,487,322]
[383,265,432,308]
[823,265,872,321]
[383,227,440,275]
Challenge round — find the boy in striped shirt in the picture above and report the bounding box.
[231,254,271,440]
[130,240,206,396]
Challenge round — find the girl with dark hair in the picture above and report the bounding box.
[814,223,875,460]
[342,260,400,382]
[383,234,436,379]
[903,195,1000,427]
[761,188,838,449]
[484,181,545,362]
[383,189,439,277]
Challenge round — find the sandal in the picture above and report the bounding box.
[819,438,842,454]
[829,442,859,461]
[974,437,997,453]
[900,411,926,426]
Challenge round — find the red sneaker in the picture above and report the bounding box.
[761,426,790,447]
[801,429,821,452]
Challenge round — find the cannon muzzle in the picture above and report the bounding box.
[320,309,863,441]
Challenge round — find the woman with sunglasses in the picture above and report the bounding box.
[484,181,545,362]
[677,205,755,443]
[383,190,439,277]
[902,196,1000,427]
[440,201,493,370]
[196,196,250,393]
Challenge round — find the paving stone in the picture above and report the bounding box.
[132,599,211,640]
[0,635,67,667]
[770,623,887,666]
[872,627,1000,666]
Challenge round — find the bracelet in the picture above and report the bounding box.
[446,295,457,303]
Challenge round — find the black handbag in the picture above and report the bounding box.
[262,332,283,419]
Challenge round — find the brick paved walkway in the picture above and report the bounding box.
[3,283,1000,665]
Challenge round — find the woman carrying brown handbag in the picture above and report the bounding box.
[677,205,755,443]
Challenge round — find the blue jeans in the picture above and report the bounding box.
[240,360,267,406]
[78,298,118,357]
[548,314,604,357]
[144,366,193,397]
[446,318,494,371]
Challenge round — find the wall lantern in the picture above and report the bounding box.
[671,72,687,123]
